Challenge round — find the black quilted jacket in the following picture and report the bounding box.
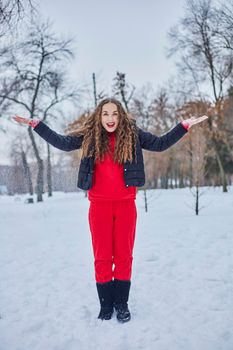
[33,121,188,190]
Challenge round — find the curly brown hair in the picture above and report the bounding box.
[66,98,138,164]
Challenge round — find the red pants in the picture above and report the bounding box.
[88,199,137,283]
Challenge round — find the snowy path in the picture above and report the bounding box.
[1,187,233,350]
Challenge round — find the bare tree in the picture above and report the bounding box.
[186,124,210,215]
[92,72,97,108]
[9,134,34,195]
[0,19,79,201]
[112,71,135,112]
[137,188,161,213]
[131,83,156,130]
[167,0,233,192]
[150,89,181,190]
[130,86,170,211]
[92,72,106,108]
[0,0,36,37]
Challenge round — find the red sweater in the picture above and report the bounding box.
[87,131,136,202]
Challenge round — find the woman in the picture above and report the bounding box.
[13,98,208,323]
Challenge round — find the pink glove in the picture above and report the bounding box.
[181,120,190,130]
[28,119,40,128]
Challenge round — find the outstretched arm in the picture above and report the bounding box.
[12,116,84,152]
[138,115,208,152]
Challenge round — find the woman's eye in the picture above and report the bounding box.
[102,112,118,116]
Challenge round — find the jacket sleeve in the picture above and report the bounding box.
[138,122,188,152]
[33,121,84,152]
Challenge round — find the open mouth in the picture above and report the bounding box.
[106,122,115,128]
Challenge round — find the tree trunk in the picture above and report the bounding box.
[28,127,44,202]
[21,150,33,195]
[47,143,52,197]
[179,172,184,188]
[188,138,193,188]
[195,185,199,216]
[37,158,44,202]
[144,189,148,212]
[92,73,97,107]
[164,172,169,189]
[213,141,228,192]
[208,110,228,193]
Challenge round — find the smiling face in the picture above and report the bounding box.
[101,102,119,132]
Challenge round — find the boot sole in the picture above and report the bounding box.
[98,311,114,320]
[116,313,131,323]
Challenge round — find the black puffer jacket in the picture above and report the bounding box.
[33,121,188,190]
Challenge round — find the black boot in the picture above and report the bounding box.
[96,280,114,320]
[113,279,131,323]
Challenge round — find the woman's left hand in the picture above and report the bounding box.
[182,115,208,129]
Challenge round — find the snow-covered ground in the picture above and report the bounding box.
[1,186,233,350]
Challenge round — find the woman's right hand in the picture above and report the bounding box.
[12,115,40,128]
[12,115,31,125]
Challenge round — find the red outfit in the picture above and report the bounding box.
[88,131,137,283]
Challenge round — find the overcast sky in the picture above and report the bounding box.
[38,0,185,94]
[1,0,186,165]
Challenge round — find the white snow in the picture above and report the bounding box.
[1,186,233,350]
